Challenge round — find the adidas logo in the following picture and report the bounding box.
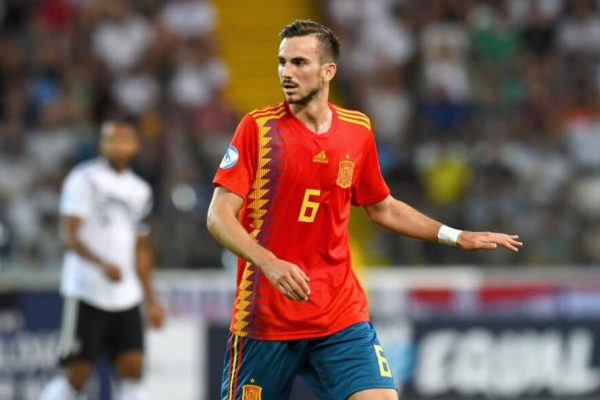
[312,150,328,163]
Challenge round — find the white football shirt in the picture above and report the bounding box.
[59,158,152,311]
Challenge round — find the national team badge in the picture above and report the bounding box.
[241,383,262,400]
[220,145,239,169]
[336,159,354,188]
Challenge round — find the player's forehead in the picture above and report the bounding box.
[103,123,136,141]
[278,35,320,59]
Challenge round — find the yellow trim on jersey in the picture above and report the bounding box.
[228,334,240,400]
[334,106,370,119]
[251,102,284,113]
[251,108,285,119]
[334,106,372,130]
[232,262,255,335]
[335,106,368,118]
[250,102,285,118]
[336,110,370,123]
[338,115,372,130]
[251,108,286,121]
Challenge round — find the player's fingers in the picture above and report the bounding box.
[501,240,521,252]
[510,238,524,247]
[289,282,308,301]
[285,277,309,302]
[292,270,311,297]
[492,236,523,252]
[277,281,291,297]
[279,281,300,301]
[296,267,310,282]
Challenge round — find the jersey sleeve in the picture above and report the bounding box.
[137,189,153,236]
[213,113,258,198]
[59,169,93,218]
[352,132,390,206]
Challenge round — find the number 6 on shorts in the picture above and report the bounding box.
[374,345,393,377]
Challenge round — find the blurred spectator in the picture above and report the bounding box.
[506,0,563,27]
[194,90,240,168]
[563,91,600,171]
[470,2,519,64]
[168,38,228,109]
[159,0,216,39]
[92,0,154,73]
[111,69,160,115]
[556,0,600,55]
[415,141,473,207]
[520,2,558,58]
[362,67,412,153]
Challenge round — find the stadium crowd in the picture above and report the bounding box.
[0,0,599,268]
[322,0,600,266]
[0,0,232,268]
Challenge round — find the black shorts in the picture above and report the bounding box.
[56,297,145,365]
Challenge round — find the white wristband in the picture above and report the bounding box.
[437,225,462,246]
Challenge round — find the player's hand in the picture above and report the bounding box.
[147,301,165,329]
[457,231,523,252]
[260,258,311,302]
[100,262,122,281]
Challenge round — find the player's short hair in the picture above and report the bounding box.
[279,20,340,63]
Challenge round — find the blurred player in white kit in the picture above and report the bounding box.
[39,121,164,400]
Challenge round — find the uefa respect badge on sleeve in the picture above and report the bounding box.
[220,145,239,169]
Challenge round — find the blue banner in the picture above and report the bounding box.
[402,318,600,399]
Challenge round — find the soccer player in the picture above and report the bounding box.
[40,121,164,400]
[207,20,523,400]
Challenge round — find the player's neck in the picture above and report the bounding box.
[288,96,332,135]
[104,158,128,173]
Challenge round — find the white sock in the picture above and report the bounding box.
[116,379,148,400]
[39,375,86,400]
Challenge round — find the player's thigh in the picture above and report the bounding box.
[107,304,145,377]
[301,322,397,400]
[57,298,107,367]
[221,333,309,400]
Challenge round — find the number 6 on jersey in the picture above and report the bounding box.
[298,189,321,223]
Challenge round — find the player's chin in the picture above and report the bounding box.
[283,92,302,104]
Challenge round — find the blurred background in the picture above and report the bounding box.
[1,0,600,270]
[2,0,600,399]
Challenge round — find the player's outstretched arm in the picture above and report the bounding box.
[207,187,311,301]
[363,195,522,252]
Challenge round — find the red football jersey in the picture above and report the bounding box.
[213,102,390,340]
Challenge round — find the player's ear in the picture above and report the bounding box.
[323,62,336,82]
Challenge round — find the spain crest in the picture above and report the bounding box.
[242,384,262,400]
[336,160,354,188]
